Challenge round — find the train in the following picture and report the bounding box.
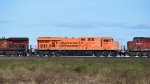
[0,36,150,57]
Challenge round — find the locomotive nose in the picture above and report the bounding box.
[112,42,119,50]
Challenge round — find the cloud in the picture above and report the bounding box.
[0,20,12,24]
[54,22,150,29]
[54,23,95,28]
[26,23,50,27]
[103,23,150,29]
[25,21,150,29]
[26,22,97,28]
[125,24,150,29]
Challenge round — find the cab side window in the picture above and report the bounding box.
[104,39,110,42]
[135,39,141,43]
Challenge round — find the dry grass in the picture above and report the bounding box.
[0,58,150,84]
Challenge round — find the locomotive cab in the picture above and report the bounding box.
[102,37,119,50]
[128,37,145,51]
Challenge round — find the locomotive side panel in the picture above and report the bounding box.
[37,37,119,50]
[7,38,29,50]
[142,38,150,50]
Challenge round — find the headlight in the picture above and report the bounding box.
[111,44,115,49]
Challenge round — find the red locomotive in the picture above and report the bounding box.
[127,37,150,56]
[0,37,29,56]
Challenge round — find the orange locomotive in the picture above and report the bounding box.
[37,37,119,56]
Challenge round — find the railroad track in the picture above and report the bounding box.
[0,56,149,60]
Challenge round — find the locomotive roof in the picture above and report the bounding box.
[0,37,29,41]
[0,37,28,38]
[134,37,150,39]
[37,37,113,38]
[0,38,7,40]
[7,37,29,41]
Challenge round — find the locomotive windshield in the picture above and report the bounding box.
[135,39,142,43]
[104,39,113,42]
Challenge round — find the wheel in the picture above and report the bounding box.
[95,53,100,58]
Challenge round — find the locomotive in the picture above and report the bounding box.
[0,36,150,57]
[0,37,29,56]
[127,37,150,57]
[37,37,119,57]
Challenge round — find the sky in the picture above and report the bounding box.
[0,0,150,47]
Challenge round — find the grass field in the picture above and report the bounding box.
[0,58,150,84]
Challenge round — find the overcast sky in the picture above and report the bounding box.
[0,0,150,46]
